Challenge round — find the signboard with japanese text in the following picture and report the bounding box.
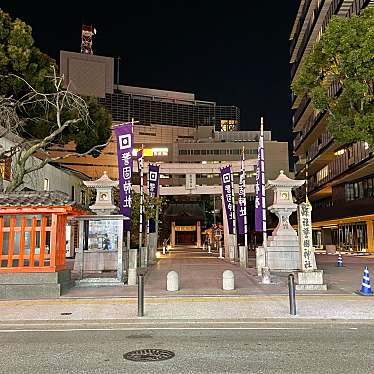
[220,165,235,234]
[255,131,266,232]
[148,164,160,233]
[237,153,247,235]
[297,201,317,271]
[114,123,133,231]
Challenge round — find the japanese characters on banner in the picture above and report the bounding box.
[237,151,247,235]
[137,148,144,238]
[297,201,316,271]
[114,123,133,230]
[148,164,160,233]
[255,128,266,233]
[137,149,144,178]
[220,165,235,234]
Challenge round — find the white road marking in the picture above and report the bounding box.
[0,327,310,333]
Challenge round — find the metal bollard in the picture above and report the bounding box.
[138,274,144,317]
[288,274,296,315]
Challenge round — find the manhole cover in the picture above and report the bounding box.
[123,349,175,362]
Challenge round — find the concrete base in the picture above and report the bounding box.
[295,270,327,291]
[127,268,137,286]
[75,278,124,287]
[73,250,118,273]
[0,270,73,299]
[257,234,301,275]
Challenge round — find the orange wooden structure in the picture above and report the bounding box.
[0,193,84,273]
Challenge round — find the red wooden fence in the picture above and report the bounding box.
[0,206,77,273]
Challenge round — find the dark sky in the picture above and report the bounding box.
[2,2,298,144]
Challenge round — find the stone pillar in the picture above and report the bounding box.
[171,221,176,248]
[128,248,138,286]
[367,221,374,253]
[73,220,85,279]
[167,271,179,291]
[239,246,248,268]
[148,232,157,264]
[117,221,124,282]
[222,270,235,290]
[196,221,201,247]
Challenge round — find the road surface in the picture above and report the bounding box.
[0,320,373,373]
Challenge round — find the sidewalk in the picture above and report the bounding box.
[1,247,373,324]
[0,294,374,323]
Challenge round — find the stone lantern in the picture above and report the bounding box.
[83,171,118,215]
[266,170,305,271]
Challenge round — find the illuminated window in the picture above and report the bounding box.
[334,149,345,156]
[316,165,329,183]
[133,148,168,157]
[220,119,238,132]
[43,178,49,191]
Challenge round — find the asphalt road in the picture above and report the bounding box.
[0,320,373,373]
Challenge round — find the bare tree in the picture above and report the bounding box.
[0,68,111,192]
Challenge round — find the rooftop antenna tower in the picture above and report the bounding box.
[81,25,97,54]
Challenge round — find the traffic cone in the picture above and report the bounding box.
[358,266,373,296]
[336,253,344,267]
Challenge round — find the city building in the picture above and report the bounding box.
[58,50,289,246]
[290,0,374,252]
[60,51,240,131]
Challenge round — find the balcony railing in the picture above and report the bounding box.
[293,111,324,150]
[346,0,372,17]
[293,94,310,126]
[308,142,371,192]
[290,0,313,56]
[307,129,333,162]
[291,0,345,80]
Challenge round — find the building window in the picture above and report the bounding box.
[345,175,374,201]
[71,186,75,201]
[43,178,49,191]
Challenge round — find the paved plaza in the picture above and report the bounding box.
[64,245,374,298]
[0,246,373,323]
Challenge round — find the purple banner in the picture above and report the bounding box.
[148,164,160,198]
[114,123,133,230]
[220,165,234,234]
[137,148,144,237]
[137,149,144,177]
[237,152,247,235]
[255,129,265,232]
[148,164,160,233]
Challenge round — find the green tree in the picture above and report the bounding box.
[292,8,374,146]
[0,10,112,191]
[129,192,166,246]
[0,9,55,96]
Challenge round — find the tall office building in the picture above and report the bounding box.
[60,51,240,131]
[290,0,374,252]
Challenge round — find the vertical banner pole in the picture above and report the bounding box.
[255,117,270,284]
[138,147,144,251]
[238,146,248,248]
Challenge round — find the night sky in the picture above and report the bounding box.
[2,2,299,145]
